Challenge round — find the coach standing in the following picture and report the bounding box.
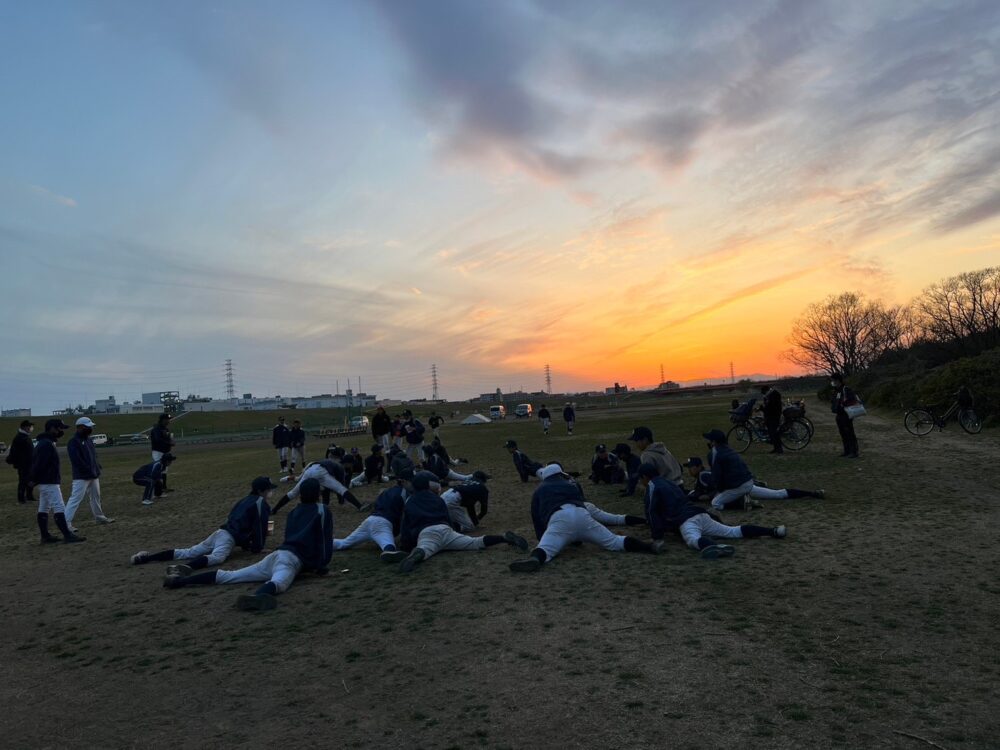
[6,419,34,504]
[760,385,784,454]
[65,417,114,529]
[30,418,85,543]
[831,373,860,458]
[371,406,392,452]
[272,416,291,474]
[150,413,176,491]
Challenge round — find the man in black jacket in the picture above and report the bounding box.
[760,385,784,454]
[371,406,392,453]
[150,413,176,491]
[6,419,35,504]
[272,416,291,473]
[289,419,306,471]
[30,419,85,544]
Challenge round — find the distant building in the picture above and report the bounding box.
[605,383,629,395]
[180,392,377,413]
[118,403,164,415]
[658,381,680,391]
[94,396,118,414]
[2,408,31,417]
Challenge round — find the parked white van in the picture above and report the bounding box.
[514,403,533,419]
[91,433,109,446]
[489,405,507,420]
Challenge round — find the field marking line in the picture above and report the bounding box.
[892,729,948,750]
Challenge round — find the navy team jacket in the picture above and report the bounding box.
[221,493,272,553]
[530,478,585,540]
[278,502,333,570]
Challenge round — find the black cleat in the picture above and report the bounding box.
[503,531,529,551]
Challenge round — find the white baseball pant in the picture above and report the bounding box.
[447,469,472,482]
[215,549,303,593]
[679,514,745,550]
[584,501,626,526]
[377,434,391,452]
[440,489,476,532]
[290,447,304,468]
[415,523,486,559]
[152,450,170,475]
[750,486,792,500]
[406,441,424,464]
[537,504,625,560]
[710,479,756,509]
[65,478,107,524]
[277,446,289,463]
[175,528,236,566]
[334,516,395,550]
[287,464,348,499]
[541,418,551,432]
[37,484,65,514]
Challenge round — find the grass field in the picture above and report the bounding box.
[1,393,997,749]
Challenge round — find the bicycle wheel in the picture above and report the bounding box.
[904,409,935,436]
[727,424,752,454]
[959,409,982,434]
[780,419,811,451]
[799,416,815,437]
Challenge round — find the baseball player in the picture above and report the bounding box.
[349,444,389,487]
[131,476,275,571]
[562,402,576,435]
[508,464,656,573]
[637,463,786,558]
[64,417,113,530]
[388,444,416,480]
[334,470,414,558]
[428,412,444,439]
[371,406,392,453]
[439,471,492,531]
[272,459,367,513]
[589,444,624,484]
[538,404,551,435]
[133,452,176,505]
[683,456,824,508]
[613,443,643,497]
[150,413,176,492]
[627,427,683,486]
[391,471,528,573]
[29,419,85,544]
[504,440,544,482]
[429,436,468,466]
[163,477,333,611]
[422,444,474,485]
[401,410,426,464]
[289,419,306,471]
[272,416,291,473]
[6,419,35,505]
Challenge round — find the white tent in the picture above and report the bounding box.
[461,413,491,425]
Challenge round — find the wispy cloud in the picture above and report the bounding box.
[29,184,76,207]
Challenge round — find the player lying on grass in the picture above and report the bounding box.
[701,430,825,510]
[162,478,333,612]
[422,444,475,484]
[272,459,368,513]
[504,440,581,483]
[637,463,786,559]
[387,471,529,574]
[428,436,468,466]
[334,469,413,559]
[508,464,657,573]
[133,452,176,506]
[131,476,276,572]
[682,456,824,507]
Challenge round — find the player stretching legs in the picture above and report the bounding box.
[509,465,655,572]
[132,476,275,572]
[163,478,333,611]
[334,471,413,559]
[272,460,367,513]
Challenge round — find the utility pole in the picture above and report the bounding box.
[544,364,552,394]
[730,361,735,384]
[659,363,665,385]
[224,360,235,400]
[431,364,439,401]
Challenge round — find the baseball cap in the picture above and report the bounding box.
[472,470,490,482]
[45,418,71,431]
[613,443,631,457]
[637,462,660,479]
[504,439,518,449]
[251,476,279,493]
[371,444,382,453]
[702,429,728,444]
[75,417,97,428]
[682,456,704,468]
[628,426,653,442]
[396,466,416,481]
[412,470,441,492]
[538,463,566,480]
[20,419,34,428]
[595,443,607,453]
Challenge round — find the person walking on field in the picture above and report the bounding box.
[289,419,306,472]
[64,417,113,530]
[371,406,392,453]
[760,384,784,454]
[831,373,860,458]
[30,419,85,544]
[6,419,35,505]
[150,413,176,492]
[562,403,576,435]
[538,404,551,435]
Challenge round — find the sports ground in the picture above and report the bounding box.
[1,394,997,749]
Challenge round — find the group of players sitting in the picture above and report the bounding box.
[130,422,821,612]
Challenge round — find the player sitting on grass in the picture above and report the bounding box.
[440,471,491,532]
[349,444,389,488]
[683,456,824,507]
[163,478,333,612]
[637,463,786,559]
[505,439,544,482]
[508,464,657,573]
[614,443,643,497]
[701,430,824,510]
[389,471,528,574]
[131,476,276,572]
[272,459,368,513]
[335,469,414,559]
[589,444,624,485]
[133,452,176,506]
[422,444,474,485]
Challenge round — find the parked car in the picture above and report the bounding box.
[514,403,533,419]
[489,405,507,420]
[91,433,109,446]
[349,416,370,429]
[119,433,149,444]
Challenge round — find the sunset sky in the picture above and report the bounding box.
[2,0,999,412]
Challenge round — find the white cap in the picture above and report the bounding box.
[538,463,566,480]
[76,417,96,428]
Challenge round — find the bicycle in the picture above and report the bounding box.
[904,401,982,436]
[727,412,812,454]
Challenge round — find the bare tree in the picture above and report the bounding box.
[785,292,911,375]
[913,266,1000,354]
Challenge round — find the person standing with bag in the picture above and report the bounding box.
[831,373,861,458]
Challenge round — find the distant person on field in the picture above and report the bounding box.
[6,419,35,505]
[759,384,784,455]
[627,427,683,486]
[30,419,85,544]
[562,402,576,435]
[401,410,426,463]
[272,415,291,473]
[371,406,392,452]
[538,404,551,435]
[830,373,860,458]
[428,412,444,439]
[64,417,113,530]
[289,419,306,471]
[150,413,176,491]
[134,452,176,506]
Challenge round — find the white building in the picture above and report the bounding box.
[1,408,31,417]
[118,403,164,415]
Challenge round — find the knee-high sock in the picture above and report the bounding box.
[697,536,716,550]
[530,548,547,563]
[254,581,278,596]
[482,535,505,547]
[145,549,175,562]
[624,515,646,526]
[786,488,820,499]
[176,571,218,587]
[623,536,654,553]
[189,555,209,569]
[740,524,775,539]
[36,513,52,539]
[53,513,74,539]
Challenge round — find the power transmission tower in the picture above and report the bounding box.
[730,361,735,384]
[659,364,665,384]
[224,360,235,400]
[544,364,552,393]
[431,364,439,401]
